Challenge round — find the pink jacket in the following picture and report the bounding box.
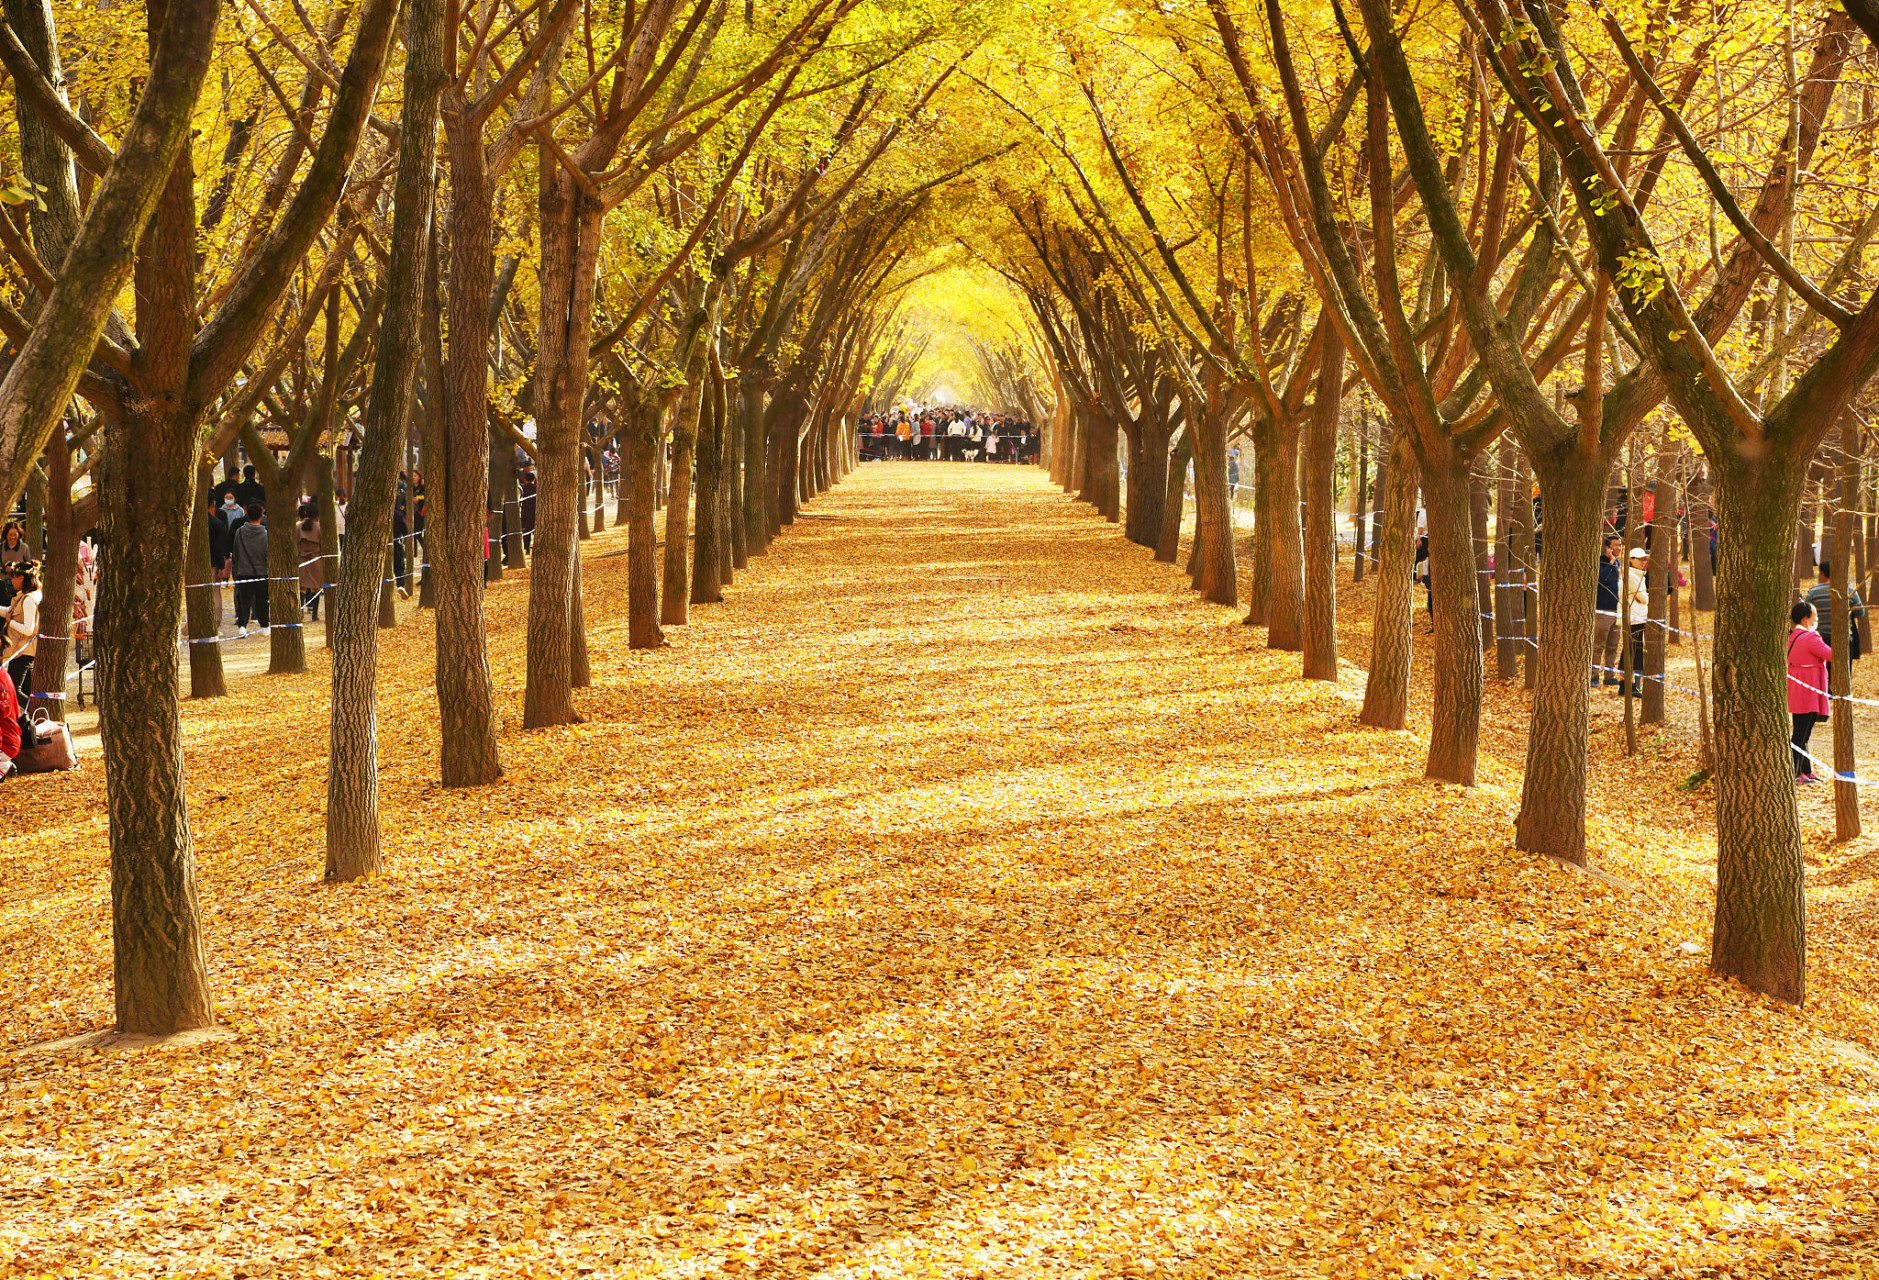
[1788,626,1832,716]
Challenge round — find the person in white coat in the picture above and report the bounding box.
[1620,546,1650,697]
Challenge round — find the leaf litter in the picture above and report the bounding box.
[1,464,1876,1278]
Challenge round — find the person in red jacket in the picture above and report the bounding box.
[0,663,21,771]
[1788,600,1834,784]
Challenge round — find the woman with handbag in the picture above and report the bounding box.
[297,504,325,621]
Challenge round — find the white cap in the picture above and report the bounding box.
[1628,546,1648,559]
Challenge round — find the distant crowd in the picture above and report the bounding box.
[861,406,1040,463]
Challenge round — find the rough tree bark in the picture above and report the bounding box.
[1155,428,1189,564]
[1244,418,1271,625]
[692,364,724,605]
[324,0,445,881]
[1265,412,1304,651]
[1708,455,1810,1002]
[1190,409,1237,605]
[34,424,76,719]
[1360,429,1416,729]
[1832,431,1860,840]
[1643,442,1676,724]
[1300,329,1342,680]
[626,401,664,648]
[433,96,503,786]
[262,460,309,674]
[1512,462,1606,865]
[91,0,229,1034]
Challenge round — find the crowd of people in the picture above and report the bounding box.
[860,405,1040,463]
[200,453,550,637]
[1396,466,1863,787]
[0,518,92,776]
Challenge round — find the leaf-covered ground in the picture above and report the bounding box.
[3,464,1876,1278]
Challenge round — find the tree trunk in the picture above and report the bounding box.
[1858,468,1874,657]
[264,466,307,674]
[315,452,338,646]
[691,366,724,605]
[1470,459,1493,641]
[1369,421,1389,572]
[1072,400,1096,506]
[627,407,664,648]
[569,544,590,688]
[184,461,227,698]
[1083,402,1101,507]
[1300,330,1342,680]
[1708,453,1808,1004]
[1794,477,1817,590]
[1244,420,1272,623]
[1495,442,1517,678]
[523,179,599,728]
[1832,433,1860,841]
[590,443,606,531]
[716,369,735,588]
[1266,416,1305,651]
[95,99,219,1034]
[730,378,750,570]
[1514,444,1537,691]
[1422,452,1483,784]
[1642,444,1675,724]
[1668,452,1684,648]
[325,0,445,879]
[435,99,502,786]
[503,439,528,571]
[662,382,701,625]
[486,427,508,582]
[1155,429,1189,564]
[98,397,214,1034]
[1353,411,1369,584]
[1124,426,1166,549]
[1692,472,1716,611]
[741,374,769,557]
[35,429,75,718]
[776,402,802,531]
[1513,459,1605,865]
[1190,407,1237,606]
[1361,429,1416,729]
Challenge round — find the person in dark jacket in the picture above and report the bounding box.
[392,496,411,596]
[1804,561,1865,663]
[233,464,266,512]
[230,505,269,634]
[208,501,232,576]
[1592,534,1623,687]
[519,465,537,552]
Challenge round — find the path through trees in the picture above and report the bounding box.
[7,464,1875,1276]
